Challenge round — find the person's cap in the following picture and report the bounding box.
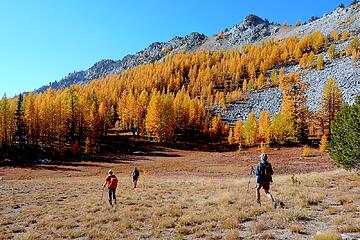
[259,153,267,160]
[108,169,113,174]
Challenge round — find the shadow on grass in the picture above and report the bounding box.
[0,133,234,169]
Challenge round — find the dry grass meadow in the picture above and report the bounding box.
[1,147,359,239]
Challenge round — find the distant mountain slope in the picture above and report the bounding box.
[36,32,207,92]
[36,3,360,97]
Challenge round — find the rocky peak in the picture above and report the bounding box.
[244,14,268,26]
[215,14,278,49]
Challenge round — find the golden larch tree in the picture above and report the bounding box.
[319,78,343,138]
[258,111,270,144]
[145,91,163,141]
[243,112,257,147]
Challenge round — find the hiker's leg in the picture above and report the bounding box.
[264,189,274,200]
[264,184,277,208]
[108,188,113,205]
[256,184,261,201]
[264,183,272,199]
[113,188,116,204]
[134,178,138,188]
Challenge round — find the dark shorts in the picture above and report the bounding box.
[257,182,270,190]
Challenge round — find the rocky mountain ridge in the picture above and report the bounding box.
[36,32,208,92]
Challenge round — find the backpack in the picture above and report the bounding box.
[132,170,139,178]
[260,163,273,179]
[109,175,118,189]
[263,166,272,178]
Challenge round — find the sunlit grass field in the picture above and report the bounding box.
[1,169,359,240]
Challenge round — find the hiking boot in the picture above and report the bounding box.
[272,199,277,209]
[256,199,261,206]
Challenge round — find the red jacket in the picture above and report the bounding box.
[105,174,118,189]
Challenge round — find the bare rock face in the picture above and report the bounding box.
[213,88,283,124]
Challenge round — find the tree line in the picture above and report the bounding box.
[0,29,356,162]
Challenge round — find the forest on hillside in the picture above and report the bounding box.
[0,29,358,163]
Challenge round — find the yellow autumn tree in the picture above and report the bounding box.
[270,113,295,144]
[243,112,257,147]
[280,72,308,142]
[319,134,327,152]
[257,73,265,89]
[24,92,39,145]
[328,44,336,60]
[228,128,234,145]
[311,31,324,54]
[299,53,308,68]
[270,70,278,86]
[307,51,315,68]
[145,91,162,141]
[233,119,243,145]
[278,68,286,91]
[160,94,175,142]
[316,55,324,70]
[258,111,270,145]
[319,78,343,138]
[330,28,339,42]
[242,79,248,92]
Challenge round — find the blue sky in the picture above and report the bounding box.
[0,0,351,97]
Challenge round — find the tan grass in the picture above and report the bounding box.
[0,168,359,239]
[289,224,302,234]
[337,224,360,233]
[314,231,341,240]
[224,230,241,240]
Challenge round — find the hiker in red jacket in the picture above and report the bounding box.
[103,169,118,206]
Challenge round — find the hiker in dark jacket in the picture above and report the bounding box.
[254,153,277,208]
[131,167,140,188]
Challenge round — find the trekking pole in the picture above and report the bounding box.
[101,186,105,203]
[247,166,254,192]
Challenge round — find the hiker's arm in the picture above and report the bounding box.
[103,176,109,187]
[254,165,260,175]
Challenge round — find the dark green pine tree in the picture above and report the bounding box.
[13,94,27,148]
[328,96,360,170]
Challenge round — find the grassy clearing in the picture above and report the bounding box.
[0,169,359,239]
